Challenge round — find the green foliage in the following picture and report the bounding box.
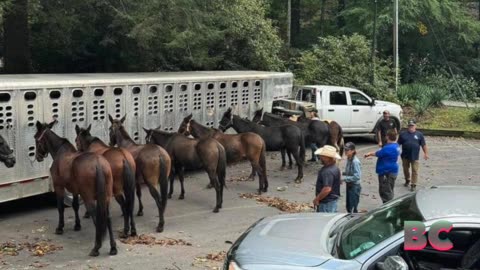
[421,73,478,102]
[470,108,480,124]
[397,83,447,116]
[294,34,394,98]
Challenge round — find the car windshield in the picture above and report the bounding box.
[337,193,424,259]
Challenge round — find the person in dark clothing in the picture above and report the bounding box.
[313,145,341,213]
[377,110,398,148]
[365,129,400,204]
[343,142,362,213]
[398,119,429,192]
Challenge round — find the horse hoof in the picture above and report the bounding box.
[119,231,128,239]
[130,231,137,237]
[263,188,268,193]
[206,183,213,189]
[213,207,219,213]
[109,247,118,256]
[55,228,64,235]
[167,194,172,199]
[178,194,184,200]
[89,250,100,257]
[83,213,90,219]
[156,226,164,233]
[137,211,144,217]
[74,224,81,231]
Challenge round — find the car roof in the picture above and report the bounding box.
[298,85,358,92]
[416,186,480,221]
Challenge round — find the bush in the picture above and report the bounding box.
[413,94,433,117]
[421,73,478,102]
[470,108,480,124]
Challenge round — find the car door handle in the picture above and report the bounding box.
[353,109,359,112]
[328,109,334,112]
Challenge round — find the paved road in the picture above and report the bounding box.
[0,136,479,270]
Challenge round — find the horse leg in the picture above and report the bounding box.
[291,147,304,183]
[72,194,81,231]
[280,148,286,170]
[114,195,129,238]
[107,209,118,255]
[251,161,265,194]
[55,192,65,235]
[144,180,165,232]
[208,171,222,213]
[177,167,186,200]
[135,180,144,216]
[168,167,176,199]
[248,165,256,181]
[287,150,293,169]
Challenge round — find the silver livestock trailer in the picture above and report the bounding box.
[0,71,292,203]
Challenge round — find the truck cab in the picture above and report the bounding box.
[273,85,403,134]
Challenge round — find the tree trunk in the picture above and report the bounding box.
[337,0,346,29]
[291,0,301,47]
[319,0,327,36]
[3,0,32,73]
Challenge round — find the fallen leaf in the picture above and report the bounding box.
[239,193,313,213]
[119,234,192,247]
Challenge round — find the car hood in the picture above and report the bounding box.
[232,213,348,268]
[374,100,401,109]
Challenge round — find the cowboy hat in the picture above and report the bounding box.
[314,145,341,160]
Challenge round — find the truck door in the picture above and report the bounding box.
[324,90,351,130]
[349,90,376,132]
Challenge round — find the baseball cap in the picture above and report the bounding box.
[408,119,416,126]
[344,142,356,151]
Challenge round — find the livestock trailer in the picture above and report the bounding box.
[0,71,292,203]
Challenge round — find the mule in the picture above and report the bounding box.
[0,134,15,168]
[219,108,305,183]
[178,114,268,193]
[108,115,171,232]
[75,124,137,237]
[144,127,226,213]
[34,120,116,257]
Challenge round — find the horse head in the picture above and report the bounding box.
[34,120,57,162]
[252,108,264,123]
[178,114,193,136]
[219,108,233,132]
[143,127,155,144]
[0,134,15,168]
[108,114,126,146]
[74,124,92,151]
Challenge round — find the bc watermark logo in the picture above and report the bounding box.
[404,221,453,251]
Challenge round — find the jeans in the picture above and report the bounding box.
[378,173,397,203]
[316,199,338,213]
[310,143,318,161]
[346,183,361,213]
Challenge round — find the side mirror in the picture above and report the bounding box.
[370,98,376,106]
[376,255,408,270]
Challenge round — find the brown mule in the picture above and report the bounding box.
[178,114,268,194]
[108,115,171,233]
[34,120,116,257]
[75,124,137,238]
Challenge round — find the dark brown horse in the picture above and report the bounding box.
[178,114,268,193]
[144,127,226,213]
[108,115,171,233]
[75,124,137,237]
[297,114,345,157]
[219,108,305,183]
[34,120,116,257]
[0,134,15,168]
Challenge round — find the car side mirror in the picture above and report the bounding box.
[376,255,408,270]
[370,98,376,106]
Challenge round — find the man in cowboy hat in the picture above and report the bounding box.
[313,145,342,213]
[398,119,428,191]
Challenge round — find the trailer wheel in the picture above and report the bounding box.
[63,191,84,207]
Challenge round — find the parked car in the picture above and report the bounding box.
[271,85,403,135]
[224,186,480,270]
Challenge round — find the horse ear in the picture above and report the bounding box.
[86,124,91,132]
[48,119,57,129]
[120,114,126,123]
[227,107,232,113]
[142,127,150,134]
[108,114,114,123]
[36,121,42,130]
[75,125,80,135]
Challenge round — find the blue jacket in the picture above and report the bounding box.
[375,143,400,175]
[343,156,361,184]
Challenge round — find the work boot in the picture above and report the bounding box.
[404,180,410,187]
[410,185,416,192]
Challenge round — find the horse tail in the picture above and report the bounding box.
[122,159,136,219]
[158,153,169,216]
[337,123,345,157]
[95,164,108,243]
[299,131,306,163]
[216,143,227,189]
[259,140,267,179]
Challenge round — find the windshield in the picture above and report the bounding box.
[337,193,424,259]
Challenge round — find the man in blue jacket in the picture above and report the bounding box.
[365,130,400,203]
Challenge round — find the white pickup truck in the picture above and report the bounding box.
[271,85,403,135]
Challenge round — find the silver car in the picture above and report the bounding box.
[224,186,480,270]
